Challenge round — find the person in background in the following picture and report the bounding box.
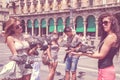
[46,32,60,80]
[28,43,41,80]
[0,17,32,80]
[78,12,120,80]
[63,27,82,80]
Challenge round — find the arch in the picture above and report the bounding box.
[65,17,70,27]
[75,16,84,33]
[87,15,96,32]
[2,22,6,31]
[27,19,32,35]
[48,18,54,33]
[57,17,64,32]
[41,19,46,36]
[34,19,39,28]
[115,13,120,26]
[34,19,39,35]
[21,20,25,33]
[41,19,46,28]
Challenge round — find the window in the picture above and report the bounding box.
[89,0,93,6]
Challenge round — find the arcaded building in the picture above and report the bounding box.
[1,0,120,40]
[0,1,9,33]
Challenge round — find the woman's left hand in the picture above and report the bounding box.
[71,52,83,56]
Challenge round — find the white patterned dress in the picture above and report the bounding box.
[0,37,32,80]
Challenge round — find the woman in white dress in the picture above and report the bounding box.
[0,17,32,80]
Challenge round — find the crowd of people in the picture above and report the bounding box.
[0,12,120,80]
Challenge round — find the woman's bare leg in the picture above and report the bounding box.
[72,71,76,80]
[65,71,70,80]
[47,62,58,80]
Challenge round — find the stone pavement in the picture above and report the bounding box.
[0,42,85,80]
[0,38,120,80]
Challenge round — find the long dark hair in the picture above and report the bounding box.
[98,12,120,51]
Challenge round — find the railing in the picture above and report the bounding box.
[10,2,120,16]
[76,3,120,11]
[0,8,9,12]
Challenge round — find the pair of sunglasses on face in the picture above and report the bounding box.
[15,24,22,29]
[102,21,111,26]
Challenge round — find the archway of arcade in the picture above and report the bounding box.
[86,15,96,36]
[21,15,98,38]
[115,13,120,26]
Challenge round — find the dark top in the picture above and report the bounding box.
[98,42,118,69]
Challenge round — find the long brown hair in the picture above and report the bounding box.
[4,17,19,42]
[98,12,120,52]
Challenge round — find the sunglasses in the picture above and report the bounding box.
[102,21,111,26]
[15,24,22,29]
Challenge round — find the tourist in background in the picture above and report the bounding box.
[64,27,82,80]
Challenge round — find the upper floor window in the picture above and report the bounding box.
[40,0,45,4]
[77,0,81,7]
[67,0,70,7]
[57,0,62,4]
[89,0,93,6]
[48,0,53,3]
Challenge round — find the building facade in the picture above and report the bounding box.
[0,1,9,33]
[1,0,120,40]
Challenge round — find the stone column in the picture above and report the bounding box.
[54,22,57,32]
[83,20,87,38]
[25,21,28,34]
[95,19,99,40]
[73,18,76,30]
[38,19,41,36]
[103,0,106,5]
[54,18,57,32]
[46,19,48,35]
[63,18,65,29]
[31,20,34,36]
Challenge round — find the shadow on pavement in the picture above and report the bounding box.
[0,64,4,67]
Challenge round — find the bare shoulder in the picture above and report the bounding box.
[7,36,14,42]
[107,33,117,41]
[104,33,117,46]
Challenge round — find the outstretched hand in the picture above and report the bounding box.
[70,52,83,56]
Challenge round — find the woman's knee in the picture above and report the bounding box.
[72,71,76,75]
[66,71,70,74]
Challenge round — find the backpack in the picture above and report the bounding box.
[41,51,50,65]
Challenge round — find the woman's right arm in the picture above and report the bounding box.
[83,34,116,59]
[6,36,17,55]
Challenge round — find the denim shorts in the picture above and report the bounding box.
[65,56,79,72]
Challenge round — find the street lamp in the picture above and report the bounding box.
[69,0,74,29]
[70,7,73,29]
